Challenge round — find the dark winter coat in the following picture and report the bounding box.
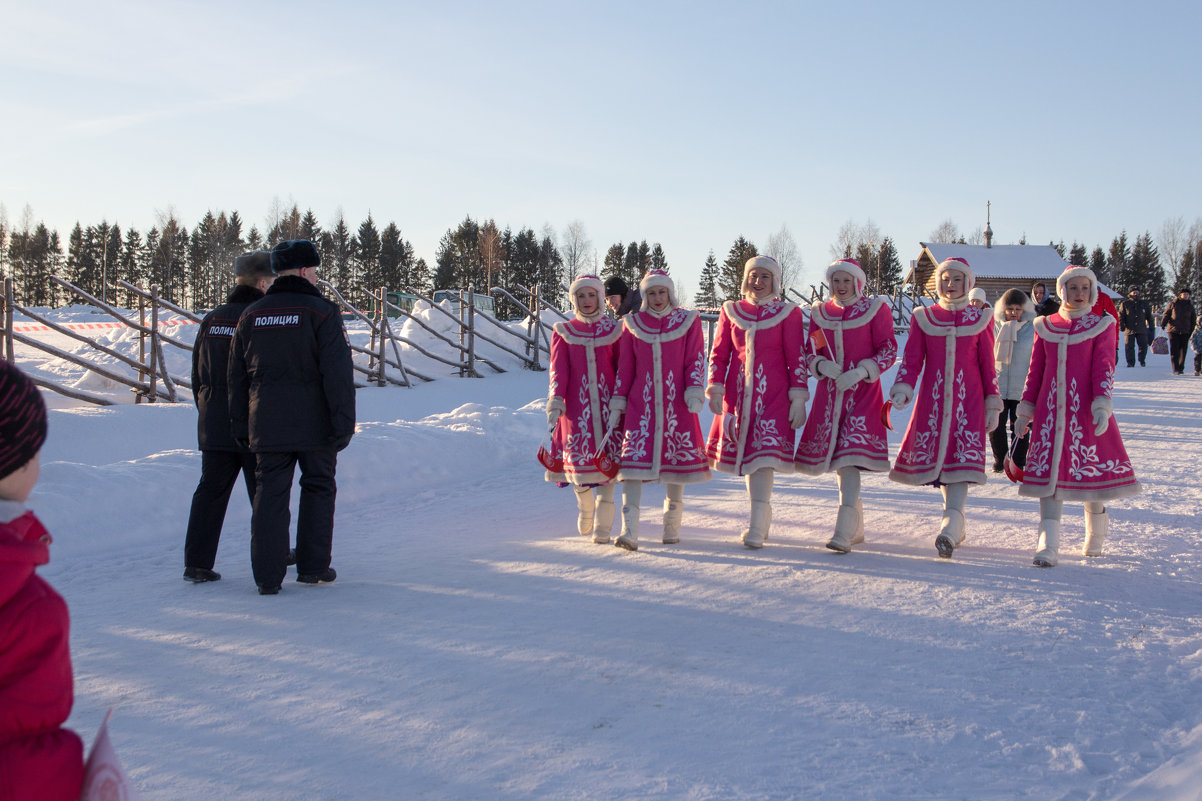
[615,288,642,318]
[1033,295,1060,318]
[1160,296,1197,335]
[1118,296,1153,335]
[228,275,356,453]
[192,284,265,451]
[0,507,84,801]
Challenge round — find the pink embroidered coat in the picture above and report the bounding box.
[796,296,898,474]
[890,303,1001,486]
[1017,312,1140,501]
[545,316,622,485]
[613,308,711,484]
[705,299,808,476]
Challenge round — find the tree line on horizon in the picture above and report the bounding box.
[1,204,1198,315]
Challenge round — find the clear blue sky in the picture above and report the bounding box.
[3,0,1199,296]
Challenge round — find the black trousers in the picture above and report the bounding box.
[252,449,338,589]
[184,449,257,569]
[1170,333,1190,373]
[989,399,1029,469]
[1123,331,1148,366]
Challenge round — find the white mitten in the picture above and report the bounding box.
[889,384,913,411]
[706,383,724,414]
[789,395,807,429]
[1015,415,1032,437]
[685,386,704,414]
[1092,407,1109,436]
[608,396,627,429]
[546,397,565,427]
[835,366,868,393]
[815,358,842,380]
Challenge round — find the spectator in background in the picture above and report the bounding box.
[228,240,356,595]
[968,287,989,309]
[1160,288,1198,375]
[1191,318,1202,376]
[183,251,279,583]
[1031,281,1059,317]
[1117,286,1154,367]
[990,289,1036,473]
[0,360,84,801]
[604,276,642,319]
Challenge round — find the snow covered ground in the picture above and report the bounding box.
[10,306,1202,800]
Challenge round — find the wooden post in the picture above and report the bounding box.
[136,293,147,403]
[466,286,477,378]
[376,286,387,387]
[531,284,542,371]
[3,278,14,363]
[147,285,160,403]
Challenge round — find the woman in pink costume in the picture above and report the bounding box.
[608,270,711,551]
[545,275,623,543]
[888,257,1002,558]
[1016,266,1141,567]
[704,255,808,549]
[796,258,898,553]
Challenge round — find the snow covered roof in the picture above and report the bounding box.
[919,242,1068,279]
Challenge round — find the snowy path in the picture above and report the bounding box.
[19,333,1202,799]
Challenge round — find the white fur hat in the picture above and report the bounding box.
[568,274,605,315]
[742,255,782,297]
[1057,265,1099,309]
[639,269,678,310]
[934,257,976,299]
[826,258,866,298]
[968,287,988,306]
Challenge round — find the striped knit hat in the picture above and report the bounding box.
[0,360,48,481]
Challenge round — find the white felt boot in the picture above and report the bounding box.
[1033,519,1061,567]
[852,497,865,545]
[935,483,968,558]
[661,484,684,544]
[615,481,640,551]
[742,469,774,549]
[1083,503,1107,557]
[593,485,616,544]
[826,504,862,553]
[574,486,595,537]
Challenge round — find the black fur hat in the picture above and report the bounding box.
[270,240,321,274]
[233,250,273,280]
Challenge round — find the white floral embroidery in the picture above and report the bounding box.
[621,379,653,463]
[750,364,784,450]
[900,371,943,465]
[1024,375,1057,478]
[662,371,699,464]
[951,369,985,464]
[1067,378,1133,480]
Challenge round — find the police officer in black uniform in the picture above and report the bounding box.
[228,240,355,595]
[183,251,275,583]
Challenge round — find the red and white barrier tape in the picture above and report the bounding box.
[11,319,199,333]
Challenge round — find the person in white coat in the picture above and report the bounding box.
[989,288,1036,472]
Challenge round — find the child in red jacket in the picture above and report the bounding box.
[0,359,84,801]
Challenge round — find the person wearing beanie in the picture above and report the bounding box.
[544,274,623,544]
[989,288,1036,473]
[796,259,898,553]
[1117,286,1154,367]
[704,255,808,549]
[1160,288,1197,375]
[968,287,989,309]
[183,251,278,583]
[604,275,642,319]
[1015,266,1141,567]
[228,239,356,594]
[887,257,1003,558]
[607,269,711,550]
[0,360,85,801]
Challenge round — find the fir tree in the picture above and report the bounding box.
[1105,231,1130,289]
[537,234,564,310]
[622,242,640,286]
[650,243,668,272]
[719,237,757,301]
[1068,242,1088,267]
[355,214,382,298]
[328,214,355,291]
[1089,247,1106,281]
[876,237,903,291]
[1129,232,1166,307]
[119,228,143,306]
[602,243,624,279]
[695,251,719,308]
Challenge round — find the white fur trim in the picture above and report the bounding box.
[788,387,809,402]
[934,258,975,302]
[1057,265,1099,309]
[826,259,866,300]
[706,383,723,399]
[985,394,1004,416]
[608,396,627,413]
[639,270,677,310]
[857,357,881,383]
[546,396,566,415]
[742,255,783,298]
[1090,396,1114,417]
[684,386,704,407]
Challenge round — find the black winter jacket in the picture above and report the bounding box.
[227,276,356,452]
[193,285,264,451]
[1161,297,1197,336]
[1118,297,1154,335]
